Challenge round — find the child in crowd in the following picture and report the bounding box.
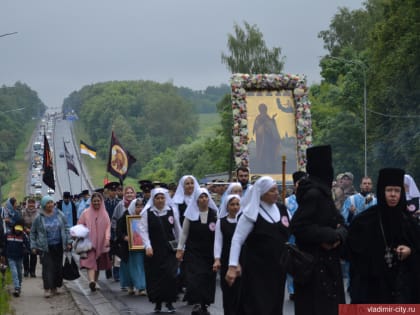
[2,221,30,297]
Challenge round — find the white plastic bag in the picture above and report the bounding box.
[70,224,89,238]
[73,237,93,253]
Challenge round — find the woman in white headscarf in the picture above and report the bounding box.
[171,175,201,298]
[139,188,181,313]
[172,175,201,227]
[219,183,243,211]
[404,174,420,214]
[225,176,290,315]
[213,194,241,315]
[176,188,219,315]
[116,197,147,296]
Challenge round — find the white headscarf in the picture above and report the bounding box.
[184,187,219,221]
[219,194,241,218]
[404,174,420,200]
[172,175,201,204]
[141,188,173,215]
[241,176,277,222]
[222,182,242,198]
[128,197,144,215]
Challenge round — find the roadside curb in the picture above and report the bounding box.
[64,270,119,315]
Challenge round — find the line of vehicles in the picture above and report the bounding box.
[29,117,55,197]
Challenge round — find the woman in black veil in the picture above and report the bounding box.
[347,168,420,303]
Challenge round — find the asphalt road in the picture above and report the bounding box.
[91,271,296,315]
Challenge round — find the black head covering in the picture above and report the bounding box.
[306,145,334,188]
[63,191,71,198]
[104,181,120,190]
[138,180,153,193]
[376,168,406,209]
[95,187,105,194]
[292,171,307,185]
[376,168,407,253]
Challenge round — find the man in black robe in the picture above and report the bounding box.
[291,145,347,315]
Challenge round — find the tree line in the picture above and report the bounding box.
[3,0,418,187]
[0,82,46,185]
[313,0,420,182]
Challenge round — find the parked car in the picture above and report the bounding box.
[59,152,65,158]
[47,188,54,195]
[34,181,42,188]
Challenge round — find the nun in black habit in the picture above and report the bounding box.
[139,188,182,313]
[225,176,290,315]
[176,188,218,315]
[290,145,347,315]
[347,168,420,303]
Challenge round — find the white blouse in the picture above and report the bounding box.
[214,216,238,259]
[228,201,280,266]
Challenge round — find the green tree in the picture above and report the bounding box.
[221,21,285,74]
[368,0,420,177]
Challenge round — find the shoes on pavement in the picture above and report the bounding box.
[13,288,20,297]
[166,302,176,313]
[23,272,29,277]
[191,304,201,315]
[44,290,51,298]
[89,281,96,292]
[30,273,36,278]
[128,287,134,295]
[137,289,147,296]
[289,293,295,301]
[154,302,162,313]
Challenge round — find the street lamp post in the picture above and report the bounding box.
[329,57,368,176]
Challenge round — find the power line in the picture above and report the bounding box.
[0,32,18,38]
[367,108,420,118]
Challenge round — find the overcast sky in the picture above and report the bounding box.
[1,0,363,108]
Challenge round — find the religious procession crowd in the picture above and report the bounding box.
[1,144,420,315]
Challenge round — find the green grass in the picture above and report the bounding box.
[2,121,37,203]
[74,113,221,189]
[197,113,221,138]
[73,124,139,190]
[3,114,221,200]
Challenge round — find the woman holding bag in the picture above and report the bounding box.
[30,195,72,298]
[78,192,111,292]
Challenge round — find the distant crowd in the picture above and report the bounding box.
[1,144,419,315]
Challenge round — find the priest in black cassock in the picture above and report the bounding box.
[291,145,347,315]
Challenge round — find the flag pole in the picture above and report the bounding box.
[80,150,83,192]
[64,138,73,195]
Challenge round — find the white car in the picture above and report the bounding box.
[47,188,55,195]
[34,188,42,196]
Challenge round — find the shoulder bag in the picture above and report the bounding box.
[280,242,315,285]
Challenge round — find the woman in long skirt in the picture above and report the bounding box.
[116,197,147,295]
[225,177,290,315]
[140,188,182,313]
[30,195,72,298]
[213,194,242,315]
[78,192,112,292]
[177,188,218,315]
